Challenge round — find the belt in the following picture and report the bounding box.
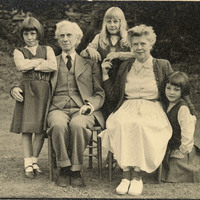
[22,71,50,81]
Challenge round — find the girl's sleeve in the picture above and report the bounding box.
[14,49,41,71]
[87,34,100,50]
[178,105,196,153]
[34,46,57,72]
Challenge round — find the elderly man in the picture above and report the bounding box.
[11,20,105,187]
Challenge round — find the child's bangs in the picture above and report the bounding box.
[168,75,184,88]
[168,80,181,88]
[22,25,37,32]
[105,10,122,20]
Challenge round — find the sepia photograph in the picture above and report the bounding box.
[0,0,200,199]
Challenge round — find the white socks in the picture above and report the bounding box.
[24,158,33,172]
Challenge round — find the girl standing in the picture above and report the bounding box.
[162,71,200,182]
[10,17,57,178]
[81,6,134,119]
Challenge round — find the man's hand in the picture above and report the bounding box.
[11,87,24,102]
[79,105,92,115]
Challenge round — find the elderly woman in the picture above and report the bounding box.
[99,24,173,196]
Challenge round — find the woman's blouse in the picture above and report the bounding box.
[14,45,57,72]
[125,56,159,100]
[177,105,196,153]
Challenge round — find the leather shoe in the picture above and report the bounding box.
[56,167,71,187]
[70,171,86,187]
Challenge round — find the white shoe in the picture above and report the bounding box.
[128,178,143,196]
[116,179,130,195]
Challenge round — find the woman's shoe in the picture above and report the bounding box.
[25,165,35,179]
[33,163,42,174]
[116,179,130,195]
[128,178,143,196]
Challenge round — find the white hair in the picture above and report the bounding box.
[55,20,83,47]
[128,24,157,47]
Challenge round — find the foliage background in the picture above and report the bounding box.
[0,0,200,68]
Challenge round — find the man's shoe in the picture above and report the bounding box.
[116,179,130,195]
[128,178,143,196]
[56,167,71,187]
[70,171,86,187]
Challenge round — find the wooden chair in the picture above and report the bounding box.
[108,151,163,183]
[48,126,103,181]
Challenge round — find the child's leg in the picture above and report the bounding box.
[32,133,45,173]
[22,132,33,158]
[22,132,34,178]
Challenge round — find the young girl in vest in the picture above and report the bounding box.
[81,6,134,119]
[162,71,200,182]
[10,17,57,178]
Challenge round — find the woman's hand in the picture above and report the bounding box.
[86,47,101,62]
[11,87,24,102]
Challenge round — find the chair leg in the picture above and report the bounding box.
[157,163,163,184]
[88,132,93,169]
[97,135,102,179]
[108,151,113,182]
[48,135,53,181]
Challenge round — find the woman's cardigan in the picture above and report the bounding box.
[103,58,196,114]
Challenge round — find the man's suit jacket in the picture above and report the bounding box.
[50,53,105,128]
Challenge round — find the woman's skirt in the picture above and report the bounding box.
[99,99,172,173]
[162,145,200,183]
[10,79,51,134]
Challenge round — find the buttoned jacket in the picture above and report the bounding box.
[50,53,105,128]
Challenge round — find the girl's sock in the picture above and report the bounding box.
[32,157,39,169]
[32,157,42,173]
[24,157,33,172]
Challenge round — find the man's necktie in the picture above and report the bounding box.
[66,55,72,70]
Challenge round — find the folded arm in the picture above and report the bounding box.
[34,46,57,72]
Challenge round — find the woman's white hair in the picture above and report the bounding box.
[55,20,83,47]
[128,24,157,48]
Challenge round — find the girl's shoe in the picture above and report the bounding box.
[25,165,35,179]
[116,179,130,195]
[33,163,42,174]
[128,178,143,196]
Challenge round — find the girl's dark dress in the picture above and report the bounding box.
[162,99,200,183]
[97,37,129,119]
[10,46,51,134]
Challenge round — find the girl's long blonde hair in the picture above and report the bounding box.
[99,7,128,50]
